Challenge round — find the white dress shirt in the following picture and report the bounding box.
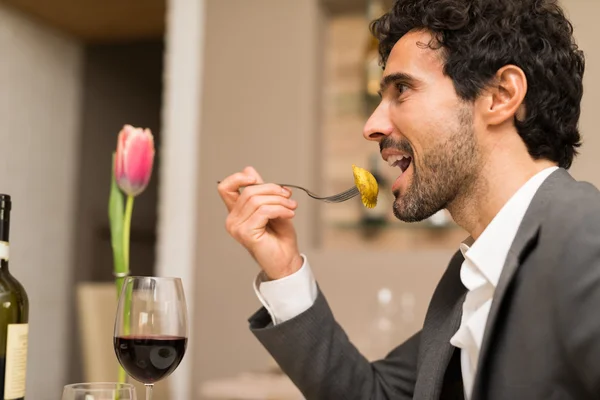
[449,166,557,398]
[253,254,318,325]
[254,166,559,398]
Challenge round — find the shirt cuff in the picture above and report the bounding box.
[253,254,318,325]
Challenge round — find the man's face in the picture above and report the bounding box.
[363,30,482,222]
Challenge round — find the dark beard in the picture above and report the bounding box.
[384,107,479,222]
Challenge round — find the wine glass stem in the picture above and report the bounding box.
[145,384,153,400]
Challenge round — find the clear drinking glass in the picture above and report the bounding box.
[61,382,137,400]
[113,277,188,400]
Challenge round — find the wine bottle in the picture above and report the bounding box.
[0,195,28,400]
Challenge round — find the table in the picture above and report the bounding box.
[199,371,304,400]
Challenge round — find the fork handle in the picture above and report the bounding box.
[216,181,299,189]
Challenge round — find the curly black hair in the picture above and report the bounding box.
[370,0,585,169]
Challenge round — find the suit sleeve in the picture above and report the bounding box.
[249,288,419,400]
[555,210,600,396]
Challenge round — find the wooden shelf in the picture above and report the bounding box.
[3,0,393,42]
[2,0,165,42]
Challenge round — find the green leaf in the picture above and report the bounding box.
[109,152,125,278]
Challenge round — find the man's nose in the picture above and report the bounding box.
[363,102,393,142]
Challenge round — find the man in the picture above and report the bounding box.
[217,0,598,398]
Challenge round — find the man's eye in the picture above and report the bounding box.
[395,83,408,96]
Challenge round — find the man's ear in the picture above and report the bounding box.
[477,65,528,126]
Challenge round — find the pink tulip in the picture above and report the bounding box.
[114,125,155,197]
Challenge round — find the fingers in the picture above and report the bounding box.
[218,166,296,243]
[226,184,296,240]
[235,183,292,211]
[217,165,292,213]
[219,167,300,274]
[217,169,258,212]
[231,204,296,243]
[243,166,264,184]
[234,194,297,226]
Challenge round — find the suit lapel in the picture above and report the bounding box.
[414,252,467,399]
[471,168,572,398]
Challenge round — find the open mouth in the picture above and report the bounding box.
[387,154,413,173]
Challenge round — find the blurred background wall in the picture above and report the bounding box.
[0,3,82,397]
[0,0,599,399]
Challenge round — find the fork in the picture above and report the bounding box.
[275,184,359,203]
[218,181,359,203]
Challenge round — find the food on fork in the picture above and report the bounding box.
[352,165,378,209]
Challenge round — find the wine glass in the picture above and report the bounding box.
[114,277,188,400]
[62,382,136,400]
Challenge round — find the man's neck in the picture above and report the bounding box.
[448,149,557,241]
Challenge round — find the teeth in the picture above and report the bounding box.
[387,154,410,167]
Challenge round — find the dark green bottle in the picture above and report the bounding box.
[0,195,28,400]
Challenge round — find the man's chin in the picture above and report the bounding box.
[393,213,430,223]
[393,198,440,223]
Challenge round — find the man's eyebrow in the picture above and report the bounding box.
[378,72,417,97]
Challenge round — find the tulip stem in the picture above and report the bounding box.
[121,194,134,379]
[123,195,134,271]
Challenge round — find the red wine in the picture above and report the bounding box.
[114,335,187,384]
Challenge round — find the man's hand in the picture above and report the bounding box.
[217,166,303,280]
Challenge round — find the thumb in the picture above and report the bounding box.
[243,166,264,184]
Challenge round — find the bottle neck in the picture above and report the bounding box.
[0,194,11,272]
[0,241,9,272]
[0,208,9,243]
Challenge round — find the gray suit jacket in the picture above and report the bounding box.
[249,168,600,399]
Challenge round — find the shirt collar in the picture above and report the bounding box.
[460,166,559,287]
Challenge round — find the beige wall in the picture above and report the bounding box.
[194,0,323,387]
[0,3,83,398]
[562,0,600,186]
